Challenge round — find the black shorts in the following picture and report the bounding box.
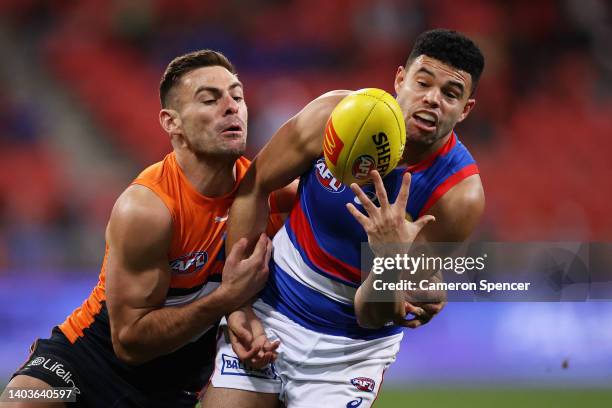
[12,327,212,407]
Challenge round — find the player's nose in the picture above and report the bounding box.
[222,94,240,115]
[422,87,441,108]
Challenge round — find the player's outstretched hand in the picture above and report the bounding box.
[221,234,272,305]
[346,170,435,257]
[227,307,280,369]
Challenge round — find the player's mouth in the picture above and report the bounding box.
[411,110,438,132]
[218,122,244,137]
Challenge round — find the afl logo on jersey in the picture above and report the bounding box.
[170,251,208,275]
[315,157,345,193]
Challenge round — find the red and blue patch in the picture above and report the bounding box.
[169,251,208,275]
[351,377,375,392]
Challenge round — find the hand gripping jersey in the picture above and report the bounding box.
[260,132,478,339]
[56,152,283,394]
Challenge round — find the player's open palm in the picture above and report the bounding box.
[346,170,435,257]
[221,234,272,302]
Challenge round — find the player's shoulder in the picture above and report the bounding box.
[425,174,484,242]
[438,174,484,210]
[106,184,173,266]
[110,184,173,238]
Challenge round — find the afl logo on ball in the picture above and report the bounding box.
[352,155,376,180]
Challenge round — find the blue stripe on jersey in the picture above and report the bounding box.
[260,261,402,340]
[296,171,365,272]
[285,213,360,288]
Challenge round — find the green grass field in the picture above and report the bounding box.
[374,388,612,408]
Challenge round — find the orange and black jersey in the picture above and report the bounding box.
[56,152,283,396]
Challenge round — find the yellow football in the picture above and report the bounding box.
[323,88,406,186]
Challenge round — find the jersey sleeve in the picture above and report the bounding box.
[265,190,286,236]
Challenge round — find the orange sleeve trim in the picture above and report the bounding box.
[266,191,285,236]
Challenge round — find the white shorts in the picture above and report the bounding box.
[210,299,403,408]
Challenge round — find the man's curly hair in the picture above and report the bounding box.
[406,29,485,95]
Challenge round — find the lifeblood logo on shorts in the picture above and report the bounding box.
[220,354,278,380]
[26,355,81,394]
[29,357,45,366]
[352,155,376,180]
[351,377,375,392]
[315,158,345,193]
[170,251,208,275]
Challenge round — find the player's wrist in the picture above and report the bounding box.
[370,242,411,259]
[212,284,244,314]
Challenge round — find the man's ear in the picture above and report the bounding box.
[457,98,476,124]
[159,109,182,135]
[394,66,406,95]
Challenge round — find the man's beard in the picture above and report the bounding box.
[192,141,246,159]
[407,131,443,146]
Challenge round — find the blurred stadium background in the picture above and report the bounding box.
[1,0,611,406]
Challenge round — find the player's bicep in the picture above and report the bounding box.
[105,185,173,331]
[250,91,349,193]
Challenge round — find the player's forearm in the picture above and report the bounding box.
[227,180,271,253]
[354,269,404,329]
[113,286,239,365]
[227,115,322,252]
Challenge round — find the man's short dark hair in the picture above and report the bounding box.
[406,29,485,95]
[159,49,236,108]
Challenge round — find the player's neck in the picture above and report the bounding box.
[174,150,238,197]
[401,132,451,166]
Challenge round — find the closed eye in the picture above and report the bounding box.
[444,91,458,99]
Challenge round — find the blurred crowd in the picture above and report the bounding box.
[0,0,611,270]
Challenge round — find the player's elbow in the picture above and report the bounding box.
[356,312,393,330]
[355,305,395,330]
[111,329,150,366]
[354,288,402,329]
[356,313,385,330]
[113,346,142,366]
